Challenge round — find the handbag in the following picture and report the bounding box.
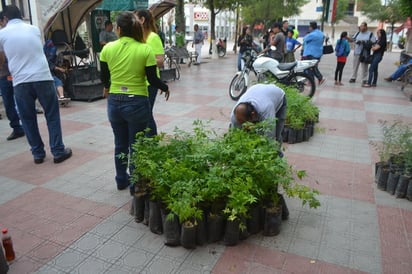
[323,37,334,54]
[323,44,334,55]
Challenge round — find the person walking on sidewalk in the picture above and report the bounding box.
[0,12,24,141]
[334,31,351,86]
[0,5,72,164]
[100,11,169,191]
[136,9,165,137]
[192,24,204,65]
[363,29,387,88]
[348,22,375,84]
[302,21,326,86]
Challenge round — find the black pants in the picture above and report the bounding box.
[334,61,346,82]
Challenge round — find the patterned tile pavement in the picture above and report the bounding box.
[0,43,412,274]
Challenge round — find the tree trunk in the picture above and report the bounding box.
[208,1,218,59]
[406,29,412,54]
[175,0,185,35]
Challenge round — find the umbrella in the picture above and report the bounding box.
[149,0,176,20]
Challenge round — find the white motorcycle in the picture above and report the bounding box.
[252,55,318,97]
[228,48,318,100]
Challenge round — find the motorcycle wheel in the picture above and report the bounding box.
[289,72,316,97]
[229,74,247,100]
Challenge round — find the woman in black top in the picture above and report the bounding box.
[363,29,387,87]
[237,26,253,71]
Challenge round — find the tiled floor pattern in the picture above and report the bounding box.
[0,46,412,273]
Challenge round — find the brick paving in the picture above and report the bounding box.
[0,45,411,274]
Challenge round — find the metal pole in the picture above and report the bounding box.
[1,0,6,10]
[28,0,33,24]
[321,0,326,31]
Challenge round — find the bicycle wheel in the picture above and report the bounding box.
[170,59,181,80]
[289,72,316,97]
[229,74,247,100]
[401,69,412,91]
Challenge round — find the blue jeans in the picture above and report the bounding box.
[13,81,65,160]
[237,52,243,71]
[368,53,383,85]
[147,85,158,137]
[107,94,150,188]
[0,76,24,133]
[391,63,411,80]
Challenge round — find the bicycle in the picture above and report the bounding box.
[162,47,181,81]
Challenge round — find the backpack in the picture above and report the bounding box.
[335,40,345,57]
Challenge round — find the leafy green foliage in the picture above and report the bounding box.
[241,0,309,26]
[282,85,320,129]
[359,0,405,25]
[370,120,412,164]
[130,120,321,223]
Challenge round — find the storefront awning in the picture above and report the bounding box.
[395,17,412,34]
[149,0,176,20]
[96,0,148,11]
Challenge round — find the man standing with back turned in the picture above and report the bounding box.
[0,5,72,164]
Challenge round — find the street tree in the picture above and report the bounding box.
[241,0,309,29]
[359,0,405,50]
[330,0,350,40]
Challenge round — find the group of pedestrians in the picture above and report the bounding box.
[237,20,391,88]
[0,6,171,193]
[341,22,387,87]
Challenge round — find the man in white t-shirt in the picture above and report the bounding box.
[348,22,376,84]
[0,5,72,164]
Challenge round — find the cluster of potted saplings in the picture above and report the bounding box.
[373,120,412,200]
[282,86,320,144]
[128,119,320,249]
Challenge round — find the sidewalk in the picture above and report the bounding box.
[0,49,411,274]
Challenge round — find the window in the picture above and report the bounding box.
[345,3,355,16]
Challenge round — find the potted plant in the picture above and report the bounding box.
[281,85,320,143]
[129,120,321,249]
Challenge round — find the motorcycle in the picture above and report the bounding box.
[228,48,258,100]
[252,56,318,97]
[229,49,318,100]
[217,38,227,57]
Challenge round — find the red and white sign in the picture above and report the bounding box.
[194,11,208,21]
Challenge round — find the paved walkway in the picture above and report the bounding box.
[0,46,412,274]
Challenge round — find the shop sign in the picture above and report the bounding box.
[194,11,208,21]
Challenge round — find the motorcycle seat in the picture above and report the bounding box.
[278,62,297,71]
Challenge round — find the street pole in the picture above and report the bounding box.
[321,0,326,31]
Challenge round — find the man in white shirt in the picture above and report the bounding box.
[348,22,376,84]
[231,83,287,145]
[0,5,72,164]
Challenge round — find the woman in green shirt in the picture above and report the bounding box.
[100,11,169,191]
[136,9,165,137]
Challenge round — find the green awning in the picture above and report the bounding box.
[97,0,148,11]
